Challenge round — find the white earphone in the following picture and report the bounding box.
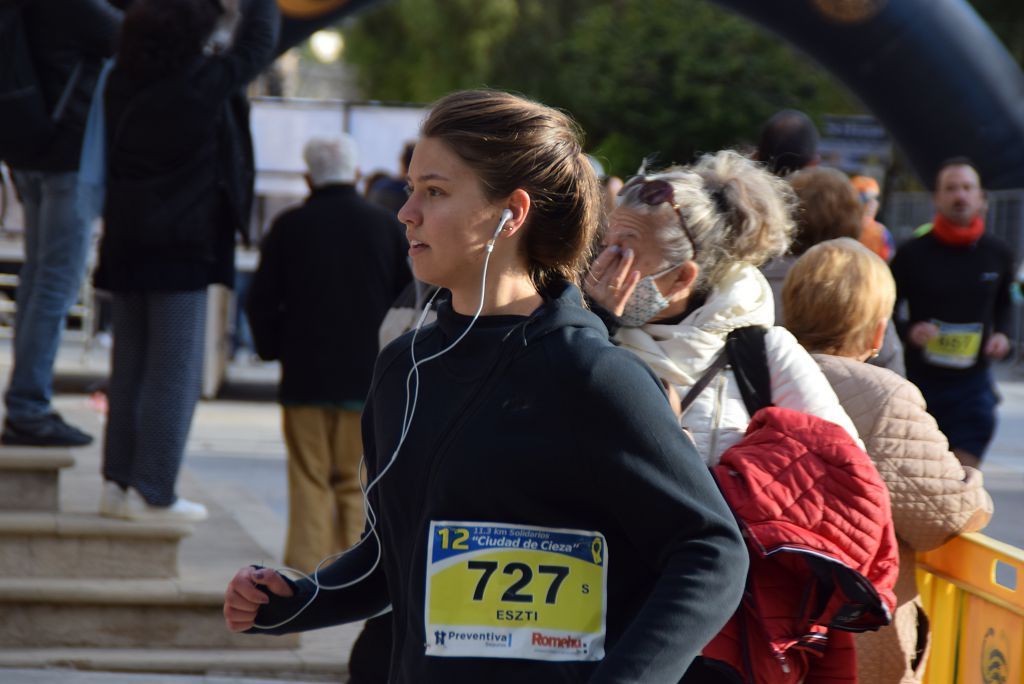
[486,208,514,253]
[253,207,516,630]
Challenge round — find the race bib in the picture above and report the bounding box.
[424,521,608,661]
[924,320,983,369]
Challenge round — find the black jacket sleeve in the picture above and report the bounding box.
[66,0,121,57]
[249,532,389,634]
[250,404,391,633]
[210,0,280,92]
[579,347,748,683]
[246,221,286,361]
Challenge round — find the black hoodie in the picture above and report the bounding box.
[253,281,747,683]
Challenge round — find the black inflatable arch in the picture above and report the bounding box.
[278,0,1024,189]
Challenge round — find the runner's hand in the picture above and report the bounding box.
[224,566,294,632]
[985,332,1011,360]
[585,244,641,316]
[908,322,940,348]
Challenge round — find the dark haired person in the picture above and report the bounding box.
[1,0,121,447]
[95,0,278,521]
[759,166,906,376]
[891,158,1015,468]
[224,89,747,682]
[366,141,416,216]
[754,109,819,177]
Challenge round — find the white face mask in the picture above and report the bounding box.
[618,263,682,328]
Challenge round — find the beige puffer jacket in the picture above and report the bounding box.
[814,354,993,684]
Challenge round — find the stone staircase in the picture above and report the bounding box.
[0,445,355,680]
[0,450,74,512]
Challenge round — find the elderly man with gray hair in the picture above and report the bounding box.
[247,134,411,574]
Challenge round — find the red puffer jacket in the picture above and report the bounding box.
[701,406,899,684]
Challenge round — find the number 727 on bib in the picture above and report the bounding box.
[424,521,609,661]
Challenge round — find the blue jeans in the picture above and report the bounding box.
[5,170,97,422]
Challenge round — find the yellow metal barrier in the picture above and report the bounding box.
[917,532,1024,683]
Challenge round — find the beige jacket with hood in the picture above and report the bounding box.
[814,353,993,684]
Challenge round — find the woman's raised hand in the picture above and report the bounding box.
[223,565,294,632]
[585,244,641,317]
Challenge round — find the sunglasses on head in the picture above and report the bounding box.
[621,178,699,261]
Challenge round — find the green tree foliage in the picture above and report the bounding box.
[343,0,519,102]
[539,0,855,174]
[343,0,857,176]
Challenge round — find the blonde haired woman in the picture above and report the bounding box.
[587,150,859,465]
[783,238,993,683]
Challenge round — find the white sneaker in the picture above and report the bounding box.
[123,487,208,523]
[99,481,127,518]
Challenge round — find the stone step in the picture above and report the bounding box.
[0,642,349,681]
[0,448,74,512]
[0,578,299,650]
[0,512,192,579]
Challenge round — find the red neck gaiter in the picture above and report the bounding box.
[932,213,985,247]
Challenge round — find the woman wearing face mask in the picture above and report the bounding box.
[586,150,859,465]
[222,90,748,683]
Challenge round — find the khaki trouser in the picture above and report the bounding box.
[282,406,365,573]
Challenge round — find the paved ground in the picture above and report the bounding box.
[3,340,1024,682]
[977,362,1024,549]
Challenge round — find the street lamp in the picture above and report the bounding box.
[309,30,344,63]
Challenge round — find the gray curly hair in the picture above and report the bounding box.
[617,149,796,292]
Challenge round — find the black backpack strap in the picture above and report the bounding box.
[677,350,729,417]
[725,326,773,415]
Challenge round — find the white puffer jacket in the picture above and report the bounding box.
[615,263,861,465]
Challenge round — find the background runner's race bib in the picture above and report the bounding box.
[424,521,608,662]
[924,320,983,369]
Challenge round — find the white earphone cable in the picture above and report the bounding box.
[251,210,512,630]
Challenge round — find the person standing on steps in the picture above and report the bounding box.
[1,0,121,447]
[95,0,278,522]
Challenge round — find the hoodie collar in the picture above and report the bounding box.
[434,279,607,348]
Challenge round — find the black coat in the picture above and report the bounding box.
[94,0,278,293]
[13,0,120,172]
[247,184,412,405]
[253,282,749,683]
